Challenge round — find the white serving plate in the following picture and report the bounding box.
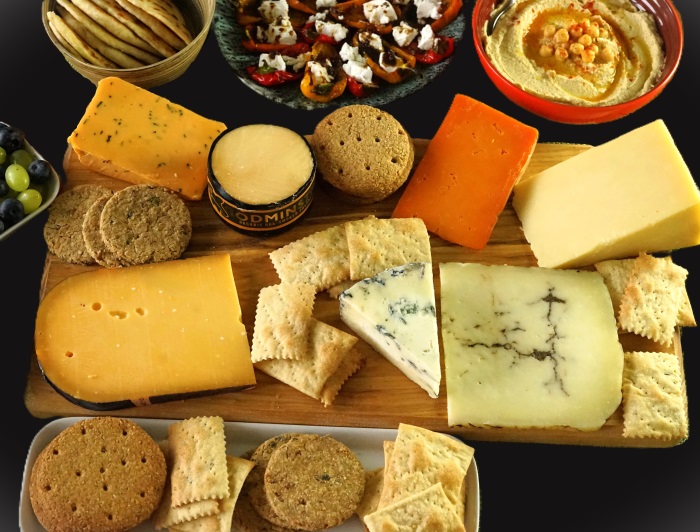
[20,417,480,531]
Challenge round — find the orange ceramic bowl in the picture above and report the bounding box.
[472,0,684,124]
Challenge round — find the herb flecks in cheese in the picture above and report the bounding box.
[339,262,441,398]
[440,262,624,430]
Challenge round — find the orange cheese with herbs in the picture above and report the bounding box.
[67,76,227,201]
[34,254,255,407]
[392,94,538,249]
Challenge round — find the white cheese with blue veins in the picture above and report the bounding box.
[440,262,624,430]
[339,262,441,398]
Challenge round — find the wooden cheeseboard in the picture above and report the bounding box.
[23,140,688,448]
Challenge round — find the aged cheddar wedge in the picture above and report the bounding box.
[339,262,441,398]
[392,93,538,249]
[34,254,256,409]
[67,76,227,201]
[440,262,624,430]
[512,120,700,268]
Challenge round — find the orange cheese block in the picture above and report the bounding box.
[392,94,539,249]
[67,76,227,201]
[34,253,256,409]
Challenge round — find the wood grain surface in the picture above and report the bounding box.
[23,140,687,448]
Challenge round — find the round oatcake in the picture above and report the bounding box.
[43,184,113,265]
[99,184,192,265]
[311,105,414,203]
[233,477,301,532]
[264,434,366,531]
[247,433,305,528]
[28,416,167,532]
[81,192,129,268]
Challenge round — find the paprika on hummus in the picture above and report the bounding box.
[483,0,665,106]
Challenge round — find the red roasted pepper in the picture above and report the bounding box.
[346,77,379,97]
[410,36,455,64]
[300,22,340,45]
[246,64,304,86]
[430,0,463,33]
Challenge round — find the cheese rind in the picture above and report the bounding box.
[440,262,624,430]
[67,76,227,201]
[339,262,441,398]
[34,254,256,407]
[512,119,700,268]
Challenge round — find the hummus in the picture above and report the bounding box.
[483,0,665,106]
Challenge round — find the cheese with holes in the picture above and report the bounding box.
[392,93,538,249]
[67,76,227,201]
[34,254,255,408]
[440,262,624,430]
[339,262,441,397]
[512,119,700,268]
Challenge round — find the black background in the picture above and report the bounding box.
[2,1,699,530]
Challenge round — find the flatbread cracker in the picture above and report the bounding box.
[47,11,118,68]
[251,282,316,362]
[378,423,474,523]
[126,0,194,44]
[365,483,465,532]
[345,216,432,280]
[622,351,688,440]
[168,416,230,508]
[618,253,688,346]
[269,224,351,292]
[256,319,359,403]
[47,14,83,57]
[115,0,187,49]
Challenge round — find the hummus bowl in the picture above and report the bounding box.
[472,0,683,124]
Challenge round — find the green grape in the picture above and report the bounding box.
[17,188,43,214]
[5,163,30,192]
[9,149,34,169]
[0,147,6,165]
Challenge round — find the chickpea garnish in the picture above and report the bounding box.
[569,42,584,55]
[543,24,556,37]
[581,48,596,63]
[578,34,593,46]
[554,46,569,61]
[554,28,570,43]
[539,44,554,57]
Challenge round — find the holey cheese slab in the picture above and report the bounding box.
[24,140,689,448]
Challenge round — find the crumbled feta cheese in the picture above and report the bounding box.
[363,0,398,25]
[308,60,334,84]
[339,42,362,63]
[307,10,326,23]
[359,31,384,51]
[378,51,398,72]
[283,51,311,71]
[315,19,349,41]
[417,24,436,50]
[392,21,419,47]
[343,60,373,84]
[316,0,336,8]
[258,0,289,23]
[264,16,297,45]
[415,0,442,22]
[259,52,287,71]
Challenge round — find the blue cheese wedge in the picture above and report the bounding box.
[440,262,624,430]
[338,262,441,398]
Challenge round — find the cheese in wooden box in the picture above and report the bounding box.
[34,254,256,409]
[512,119,700,268]
[67,76,227,201]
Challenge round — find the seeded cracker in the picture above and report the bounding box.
[622,351,688,440]
[617,253,689,346]
[269,224,351,292]
[168,416,229,508]
[264,434,366,530]
[365,483,465,532]
[345,216,432,280]
[251,282,317,362]
[255,318,360,403]
[377,423,474,524]
[44,184,113,265]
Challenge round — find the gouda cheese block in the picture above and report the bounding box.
[34,254,256,407]
[512,119,700,268]
[392,93,538,249]
[67,76,227,201]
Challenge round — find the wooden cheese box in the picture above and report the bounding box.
[23,140,688,448]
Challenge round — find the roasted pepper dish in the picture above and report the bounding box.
[232,0,463,103]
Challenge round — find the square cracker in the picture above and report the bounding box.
[251,282,316,363]
[255,319,359,403]
[169,456,255,532]
[345,216,431,281]
[269,225,351,292]
[378,423,474,523]
[622,351,688,441]
[365,483,466,532]
[356,467,385,527]
[169,416,230,508]
[319,347,367,407]
[617,253,689,346]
